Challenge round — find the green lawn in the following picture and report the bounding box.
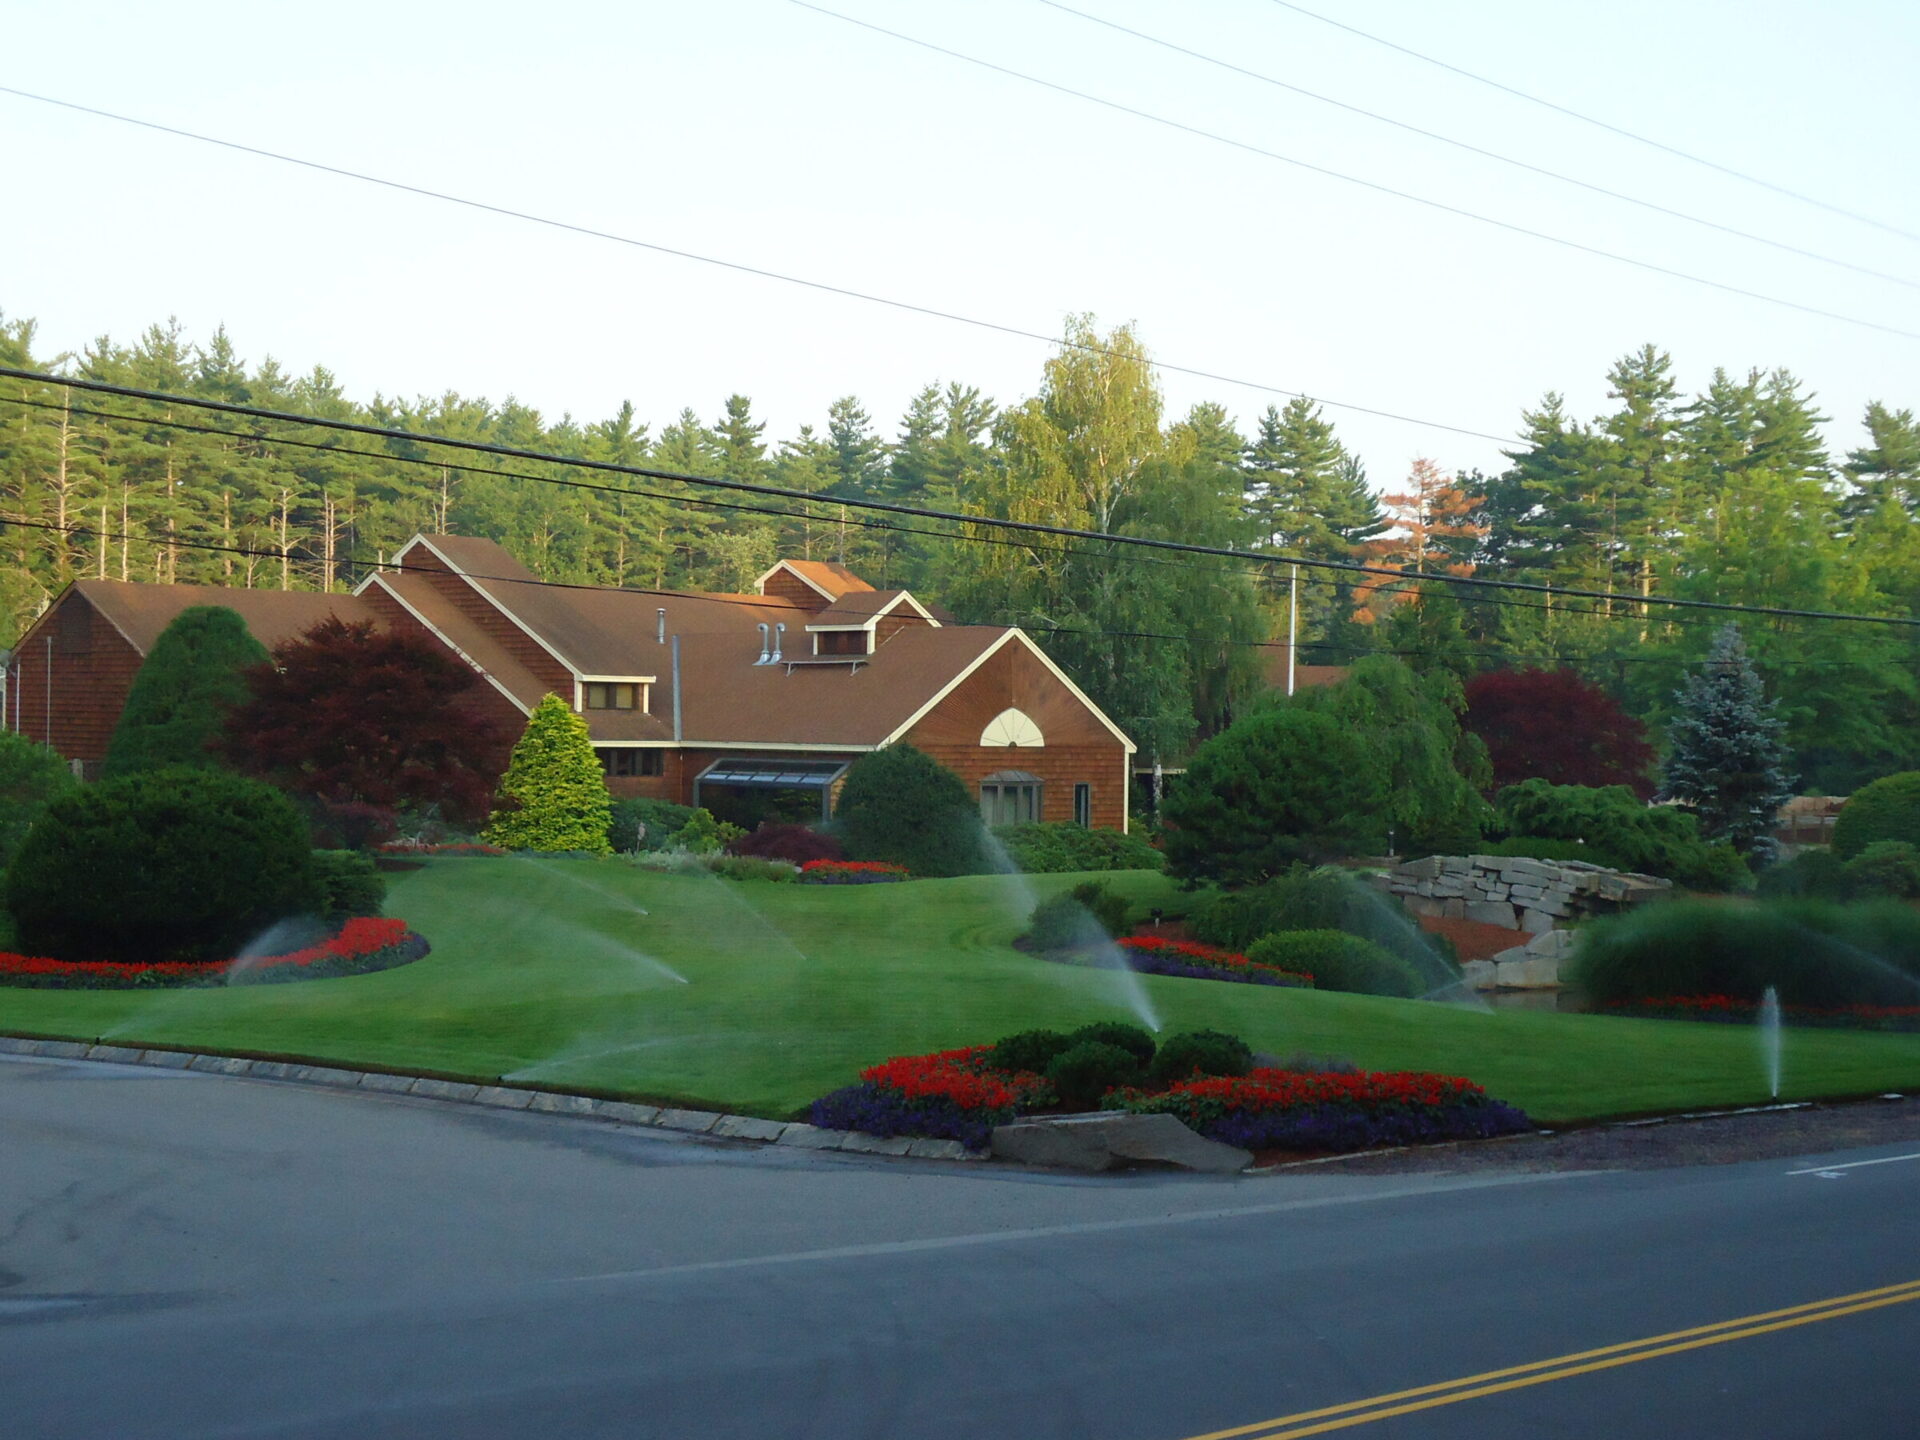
[5,856,1920,1124]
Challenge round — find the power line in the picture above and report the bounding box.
[1265,0,1920,247]
[794,2,1920,342]
[0,81,1507,447]
[5,365,1916,633]
[1039,0,1920,292]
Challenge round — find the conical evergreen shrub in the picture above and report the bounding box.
[483,694,613,854]
[104,606,267,777]
[1661,625,1795,856]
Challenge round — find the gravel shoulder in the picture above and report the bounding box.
[1264,1094,1920,1175]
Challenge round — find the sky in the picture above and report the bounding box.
[2,0,1916,489]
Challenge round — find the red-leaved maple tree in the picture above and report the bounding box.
[221,617,511,839]
[1463,666,1655,796]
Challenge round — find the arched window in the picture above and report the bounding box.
[979,707,1044,748]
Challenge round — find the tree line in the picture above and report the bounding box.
[2,306,1916,788]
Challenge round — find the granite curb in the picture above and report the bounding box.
[0,1034,985,1163]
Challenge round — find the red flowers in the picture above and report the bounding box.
[860,1046,1051,1111]
[1115,1067,1487,1113]
[1118,935,1314,987]
[0,917,413,984]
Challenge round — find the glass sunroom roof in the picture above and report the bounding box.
[696,758,851,789]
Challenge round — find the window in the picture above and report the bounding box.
[1073,783,1091,827]
[585,682,641,711]
[979,770,1043,826]
[598,748,662,778]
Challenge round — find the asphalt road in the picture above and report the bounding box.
[3,1052,1917,1439]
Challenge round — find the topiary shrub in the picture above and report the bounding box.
[1756,848,1851,900]
[310,849,386,923]
[1045,1041,1142,1110]
[1572,898,1920,1009]
[728,822,844,865]
[1845,841,1920,900]
[6,769,323,964]
[993,822,1164,874]
[484,694,613,854]
[0,731,75,872]
[1147,1029,1253,1085]
[988,1029,1075,1074]
[609,798,695,853]
[836,744,987,878]
[1066,1021,1156,1068]
[1028,881,1130,950]
[1246,930,1423,998]
[1833,773,1920,860]
[104,605,267,778]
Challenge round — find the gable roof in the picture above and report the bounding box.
[805,590,938,629]
[755,558,875,603]
[63,580,376,656]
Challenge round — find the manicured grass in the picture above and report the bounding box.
[5,856,1920,1123]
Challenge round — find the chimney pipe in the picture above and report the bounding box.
[656,607,667,645]
[671,634,683,741]
[755,622,770,665]
[771,623,785,664]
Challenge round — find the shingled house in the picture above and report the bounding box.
[3,535,1136,830]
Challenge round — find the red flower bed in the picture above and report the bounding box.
[799,859,911,884]
[1117,935,1313,989]
[860,1046,1052,1112]
[1603,994,1920,1032]
[0,917,429,990]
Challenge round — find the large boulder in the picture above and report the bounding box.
[990,1112,1252,1173]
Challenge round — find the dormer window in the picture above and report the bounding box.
[585,682,643,711]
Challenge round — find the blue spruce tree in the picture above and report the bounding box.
[1662,625,1795,857]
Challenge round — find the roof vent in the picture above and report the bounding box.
[656,607,667,645]
[770,623,785,665]
[755,622,771,665]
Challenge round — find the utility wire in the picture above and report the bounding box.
[794,2,1920,342]
[1264,0,1920,247]
[0,81,1506,447]
[1039,0,1920,292]
[6,514,1901,674]
[3,367,1917,635]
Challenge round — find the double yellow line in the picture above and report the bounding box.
[1182,1277,1920,1440]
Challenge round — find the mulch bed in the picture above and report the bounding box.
[1416,914,1531,961]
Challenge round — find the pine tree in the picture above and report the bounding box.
[484,694,613,853]
[104,606,269,777]
[1662,624,1795,855]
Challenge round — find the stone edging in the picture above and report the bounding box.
[0,1035,983,1163]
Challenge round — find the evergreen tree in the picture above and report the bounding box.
[484,694,613,854]
[104,606,269,777]
[1662,624,1795,855]
[824,396,887,496]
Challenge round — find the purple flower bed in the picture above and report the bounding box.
[1196,1099,1532,1152]
[809,1083,1003,1150]
[1125,955,1309,988]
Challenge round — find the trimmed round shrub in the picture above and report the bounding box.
[836,744,987,878]
[1028,881,1130,950]
[988,1029,1075,1074]
[993,822,1164,874]
[1571,898,1920,1009]
[1067,1021,1156,1068]
[728,822,843,865]
[609,798,696,853]
[6,770,324,964]
[1833,773,1920,860]
[1045,1041,1142,1110]
[310,849,386,923]
[0,731,76,872]
[1845,842,1920,900]
[1148,1029,1253,1085]
[1246,930,1423,998]
[484,694,612,854]
[1187,867,1453,989]
[1756,848,1851,900]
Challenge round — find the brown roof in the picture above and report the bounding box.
[1260,643,1348,694]
[74,581,376,655]
[371,572,551,712]
[768,559,874,601]
[806,590,924,627]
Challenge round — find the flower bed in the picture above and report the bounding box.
[375,841,507,857]
[1602,994,1920,1033]
[0,917,430,990]
[1117,935,1313,989]
[1109,1069,1531,1151]
[799,859,911,885]
[808,1038,1528,1155]
[810,1045,1053,1149]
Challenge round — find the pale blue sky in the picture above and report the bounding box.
[2,0,1915,486]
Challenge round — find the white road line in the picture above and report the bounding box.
[1787,1151,1920,1176]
